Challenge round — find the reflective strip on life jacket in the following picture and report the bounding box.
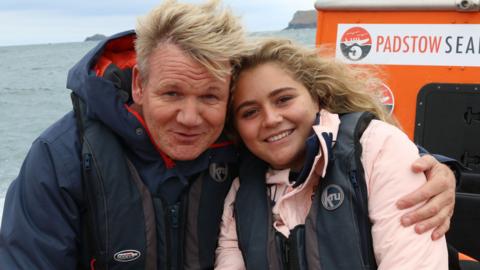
[459,252,478,262]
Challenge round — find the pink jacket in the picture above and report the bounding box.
[215,110,447,270]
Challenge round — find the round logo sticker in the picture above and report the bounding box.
[321,184,345,211]
[209,163,229,183]
[340,27,372,61]
[377,83,395,114]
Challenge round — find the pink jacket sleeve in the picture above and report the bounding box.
[361,120,448,270]
[215,179,246,270]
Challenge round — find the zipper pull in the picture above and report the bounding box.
[349,170,358,187]
[168,204,180,229]
[83,153,92,171]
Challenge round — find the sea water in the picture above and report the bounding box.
[0,29,316,223]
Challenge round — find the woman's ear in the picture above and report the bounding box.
[131,65,144,106]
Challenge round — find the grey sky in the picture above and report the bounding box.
[0,0,316,46]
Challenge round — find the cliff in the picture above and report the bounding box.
[285,10,317,30]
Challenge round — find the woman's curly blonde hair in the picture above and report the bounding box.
[230,38,396,126]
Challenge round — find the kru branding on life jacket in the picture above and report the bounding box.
[321,184,345,211]
[209,163,229,182]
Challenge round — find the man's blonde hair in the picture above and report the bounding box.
[135,0,246,82]
[231,38,396,125]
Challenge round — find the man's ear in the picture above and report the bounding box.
[132,65,144,105]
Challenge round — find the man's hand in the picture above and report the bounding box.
[396,155,456,240]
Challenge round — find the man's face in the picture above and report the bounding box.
[132,43,230,160]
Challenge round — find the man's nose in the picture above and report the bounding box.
[177,99,202,126]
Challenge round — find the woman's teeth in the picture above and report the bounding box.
[266,130,293,142]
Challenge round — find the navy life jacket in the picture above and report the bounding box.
[71,70,236,269]
[234,112,377,270]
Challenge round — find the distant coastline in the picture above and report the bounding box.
[85,34,107,42]
[82,10,318,42]
[285,10,317,30]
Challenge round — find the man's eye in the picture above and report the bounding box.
[160,91,183,100]
[202,94,220,103]
[164,91,179,97]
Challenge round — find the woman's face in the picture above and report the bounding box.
[233,62,318,171]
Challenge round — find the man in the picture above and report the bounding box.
[0,0,456,269]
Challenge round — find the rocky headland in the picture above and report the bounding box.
[85,34,107,42]
[285,10,317,30]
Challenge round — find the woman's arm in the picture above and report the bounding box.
[215,178,246,270]
[361,120,448,270]
[397,154,456,239]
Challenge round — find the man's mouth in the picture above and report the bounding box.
[177,132,200,137]
[265,129,293,143]
[172,131,203,142]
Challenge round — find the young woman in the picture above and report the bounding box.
[215,39,448,270]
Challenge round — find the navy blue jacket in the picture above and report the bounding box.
[0,31,237,269]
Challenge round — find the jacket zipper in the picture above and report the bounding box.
[159,197,172,270]
[167,202,181,270]
[349,170,370,267]
[169,203,180,269]
[83,143,109,270]
[268,193,286,270]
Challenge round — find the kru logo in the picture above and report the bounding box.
[113,250,141,262]
[321,184,345,210]
[209,163,228,183]
[340,27,372,61]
